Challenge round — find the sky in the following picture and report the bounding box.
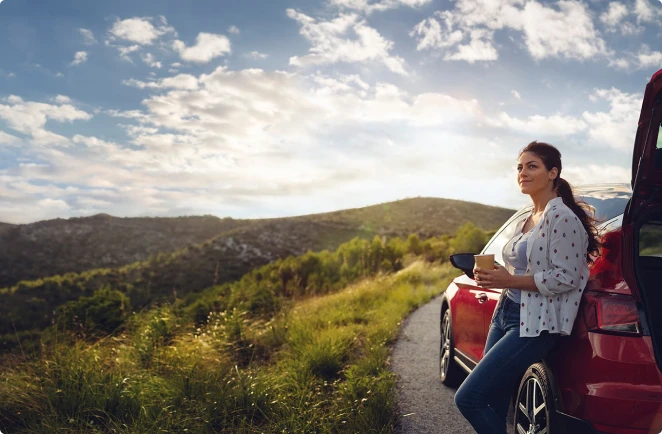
[0,0,661,224]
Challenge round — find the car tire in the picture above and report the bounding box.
[514,362,558,434]
[439,307,465,387]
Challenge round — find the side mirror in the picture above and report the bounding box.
[449,253,477,279]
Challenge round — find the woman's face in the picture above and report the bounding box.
[517,151,557,195]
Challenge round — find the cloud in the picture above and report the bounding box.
[583,87,642,151]
[108,16,175,45]
[117,45,141,61]
[53,95,72,104]
[411,0,609,63]
[607,44,662,70]
[71,51,88,66]
[228,25,240,34]
[600,2,641,34]
[287,9,408,75]
[141,52,162,68]
[172,32,231,63]
[636,44,662,69]
[634,0,660,24]
[79,28,98,45]
[3,62,642,223]
[0,131,20,146]
[329,0,432,14]
[0,96,92,146]
[246,51,269,60]
[122,74,199,90]
[485,112,587,137]
[511,90,521,99]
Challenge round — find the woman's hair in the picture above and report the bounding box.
[520,141,602,265]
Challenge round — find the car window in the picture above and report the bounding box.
[481,212,529,266]
[640,217,662,257]
[580,193,631,223]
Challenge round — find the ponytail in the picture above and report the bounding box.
[554,177,602,264]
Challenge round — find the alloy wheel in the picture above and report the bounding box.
[439,311,451,380]
[515,377,549,434]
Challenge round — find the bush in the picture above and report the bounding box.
[55,287,131,337]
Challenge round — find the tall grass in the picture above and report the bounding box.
[0,261,457,433]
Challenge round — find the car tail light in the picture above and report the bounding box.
[583,292,642,335]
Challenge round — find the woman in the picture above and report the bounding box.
[453,141,601,433]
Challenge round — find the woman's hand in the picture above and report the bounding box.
[473,264,513,289]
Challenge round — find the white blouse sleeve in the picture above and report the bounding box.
[534,212,587,297]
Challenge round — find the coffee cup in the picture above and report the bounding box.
[474,254,496,270]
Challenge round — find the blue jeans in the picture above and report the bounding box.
[454,295,560,434]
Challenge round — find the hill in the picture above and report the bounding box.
[0,214,252,288]
[0,198,514,288]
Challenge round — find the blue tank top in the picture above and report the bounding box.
[503,227,533,304]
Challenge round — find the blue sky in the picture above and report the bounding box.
[0,0,661,224]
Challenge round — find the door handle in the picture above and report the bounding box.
[475,293,488,303]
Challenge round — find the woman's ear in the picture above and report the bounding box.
[549,167,559,181]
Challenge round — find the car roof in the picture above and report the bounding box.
[516,183,632,214]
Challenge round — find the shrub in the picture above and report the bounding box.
[55,287,131,337]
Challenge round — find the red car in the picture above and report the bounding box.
[442,69,662,434]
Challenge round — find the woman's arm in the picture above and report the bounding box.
[510,275,539,292]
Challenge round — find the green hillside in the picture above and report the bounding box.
[0,233,462,433]
[0,197,514,289]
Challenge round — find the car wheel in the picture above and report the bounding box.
[439,307,465,387]
[514,362,558,434]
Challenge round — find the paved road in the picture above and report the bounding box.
[391,295,516,434]
[391,295,473,434]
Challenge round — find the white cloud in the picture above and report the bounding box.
[117,45,141,61]
[485,112,587,136]
[636,44,662,69]
[246,51,269,60]
[108,17,174,45]
[55,72,64,78]
[329,0,432,14]
[122,73,199,90]
[600,2,628,27]
[53,95,72,104]
[141,52,162,68]
[172,32,232,63]
[228,25,240,34]
[600,2,642,34]
[511,90,521,99]
[287,10,408,75]
[0,96,92,146]
[71,51,88,66]
[79,28,98,45]
[37,198,70,211]
[7,72,15,78]
[634,0,660,23]
[0,131,20,146]
[3,62,642,223]
[445,28,498,63]
[583,87,642,151]
[410,11,464,51]
[412,0,609,63]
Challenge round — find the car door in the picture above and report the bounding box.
[451,209,531,365]
[621,68,662,373]
[478,210,530,357]
[451,273,491,364]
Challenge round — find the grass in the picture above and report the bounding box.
[0,261,458,433]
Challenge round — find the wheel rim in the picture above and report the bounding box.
[439,311,451,380]
[515,377,548,434]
